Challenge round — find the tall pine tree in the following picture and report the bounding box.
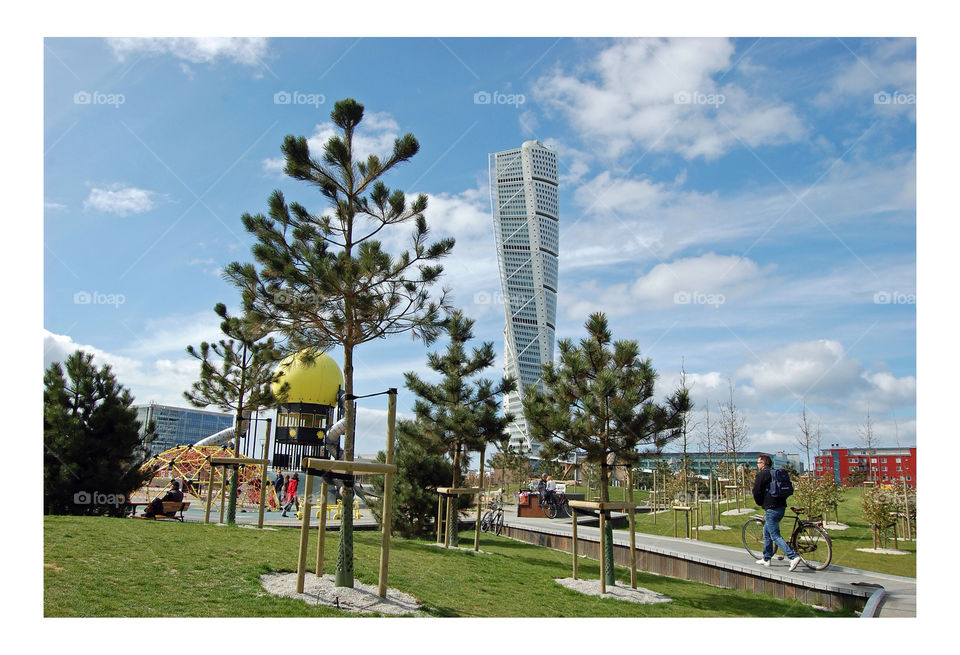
[522,312,690,584]
[224,98,454,586]
[184,303,283,523]
[44,350,153,516]
[400,310,515,546]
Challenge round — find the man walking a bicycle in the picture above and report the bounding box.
[752,454,801,571]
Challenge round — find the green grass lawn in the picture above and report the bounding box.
[612,487,915,577]
[44,516,855,617]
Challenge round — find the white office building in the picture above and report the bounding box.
[489,140,559,455]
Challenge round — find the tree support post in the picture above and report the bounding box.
[316,481,328,577]
[204,466,215,524]
[628,468,637,589]
[218,473,227,524]
[474,445,485,552]
[599,510,607,594]
[571,509,579,580]
[295,471,315,593]
[257,419,272,529]
[377,389,397,598]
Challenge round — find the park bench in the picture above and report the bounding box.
[129,501,191,521]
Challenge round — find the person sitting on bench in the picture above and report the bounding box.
[144,480,184,517]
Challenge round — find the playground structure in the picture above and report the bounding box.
[137,443,280,518]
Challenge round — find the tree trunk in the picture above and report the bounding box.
[336,343,356,588]
[447,442,461,548]
[599,460,615,586]
[226,343,248,525]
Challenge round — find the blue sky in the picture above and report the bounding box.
[43,36,917,460]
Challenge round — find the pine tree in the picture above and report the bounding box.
[400,310,516,546]
[224,98,454,587]
[522,312,690,584]
[368,430,453,538]
[44,350,153,516]
[184,303,283,523]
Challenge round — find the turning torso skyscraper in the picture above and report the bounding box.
[489,140,559,455]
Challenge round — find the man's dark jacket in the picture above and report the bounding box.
[752,468,786,510]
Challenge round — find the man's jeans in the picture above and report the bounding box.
[763,507,798,561]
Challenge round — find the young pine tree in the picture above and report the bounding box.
[401,310,516,546]
[44,350,153,516]
[184,303,283,523]
[224,98,454,587]
[523,312,690,585]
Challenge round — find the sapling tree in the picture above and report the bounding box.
[184,303,282,523]
[224,98,454,586]
[523,312,690,585]
[400,310,515,546]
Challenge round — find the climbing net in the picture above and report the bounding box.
[138,445,280,510]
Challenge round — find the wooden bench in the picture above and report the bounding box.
[129,501,191,521]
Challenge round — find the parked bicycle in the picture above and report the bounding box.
[543,491,570,519]
[741,506,833,570]
[480,497,504,536]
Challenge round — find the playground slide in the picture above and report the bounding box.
[192,426,236,447]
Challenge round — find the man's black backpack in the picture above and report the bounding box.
[768,468,794,499]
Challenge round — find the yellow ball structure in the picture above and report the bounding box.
[271,350,343,407]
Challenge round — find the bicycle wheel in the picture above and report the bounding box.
[545,500,558,519]
[741,517,765,560]
[494,511,504,536]
[560,498,570,517]
[480,509,493,532]
[793,524,832,570]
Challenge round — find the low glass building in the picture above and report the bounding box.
[135,402,234,456]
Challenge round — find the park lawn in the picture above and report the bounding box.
[613,487,915,578]
[44,516,855,617]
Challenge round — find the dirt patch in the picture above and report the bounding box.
[260,572,422,615]
[855,548,910,555]
[554,578,671,604]
[44,563,64,572]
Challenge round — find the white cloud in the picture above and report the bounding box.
[533,38,805,161]
[83,185,159,216]
[559,155,915,271]
[734,339,915,413]
[814,38,915,113]
[563,252,768,319]
[107,37,269,68]
[45,200,67,211]
[44,329,200,406]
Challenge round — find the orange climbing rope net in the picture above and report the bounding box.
[137,445,280,510]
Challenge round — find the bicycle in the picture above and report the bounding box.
[479,497,504,536]
[543,492,570,519]
[742,506,833,570]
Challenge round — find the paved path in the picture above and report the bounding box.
[502,507,916,617]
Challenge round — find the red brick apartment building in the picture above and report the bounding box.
[814,446,916,487]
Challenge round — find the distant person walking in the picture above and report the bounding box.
[752,454,801,571]
[273,471,285,508]
[281,473,300,517]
